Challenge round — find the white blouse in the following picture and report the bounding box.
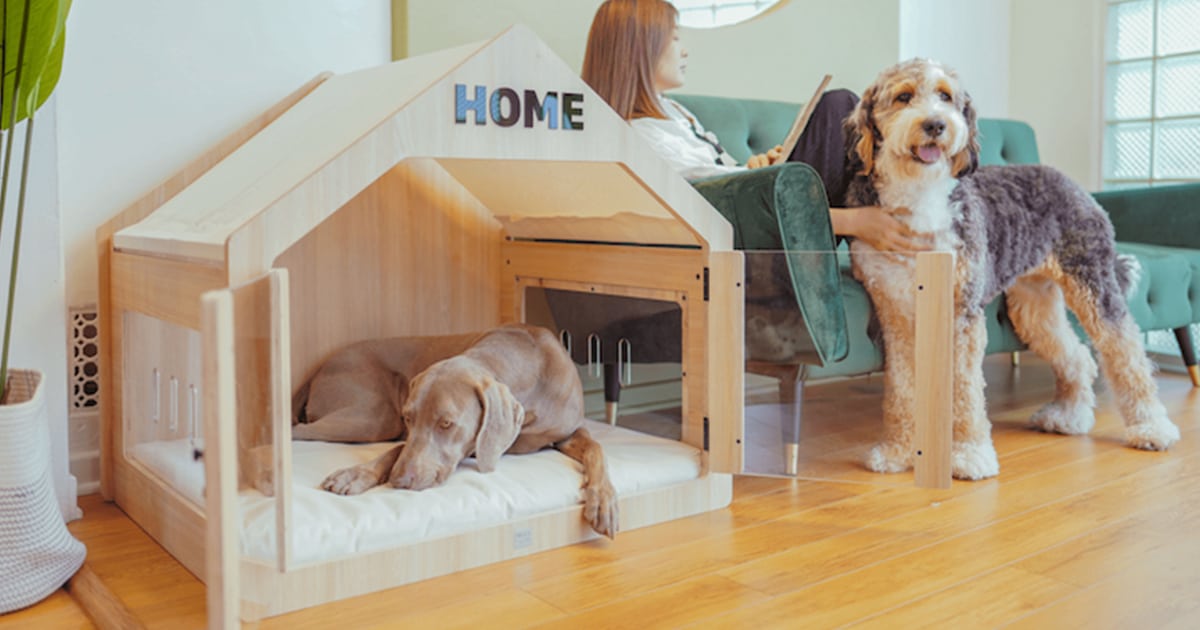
[631,95,746,181]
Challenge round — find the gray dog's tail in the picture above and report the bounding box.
[1115,253,1141,300]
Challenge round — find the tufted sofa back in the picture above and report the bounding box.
[671,93,1041,168]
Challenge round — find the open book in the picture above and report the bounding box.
[771,74,833,165]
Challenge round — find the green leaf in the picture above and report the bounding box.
[2,0,71,129]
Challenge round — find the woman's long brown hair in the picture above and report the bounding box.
[582,0,678,120]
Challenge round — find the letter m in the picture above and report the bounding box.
[523,90,559,129]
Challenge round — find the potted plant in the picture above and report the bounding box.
[0,0,84,615]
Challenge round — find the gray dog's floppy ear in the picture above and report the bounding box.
[845,82,880,176]
[473,376,524,473]
[952,90,980,177]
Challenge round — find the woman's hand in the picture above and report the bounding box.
[836,206,933,252]
[746,145,785,169]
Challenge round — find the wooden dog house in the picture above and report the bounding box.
[96,26,747,625]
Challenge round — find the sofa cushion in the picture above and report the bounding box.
[976,119,1041,166]
[673,94,798,164]
[1116,242,1198,330]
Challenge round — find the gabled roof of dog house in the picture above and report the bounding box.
[112,25,733,278]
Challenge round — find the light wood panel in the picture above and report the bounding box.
[112,27,734,271]
[706,251,745,473]
[274,158,504,386]
[109,253,225,332]
[201,291,240,629]
[237,475,730,619]
[269,271,294,572]
[914,251,954,488]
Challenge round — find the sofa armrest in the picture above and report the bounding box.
[691,163,849,365]
[1092,182,1200,250]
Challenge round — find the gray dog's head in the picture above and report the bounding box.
[388,356,525,490]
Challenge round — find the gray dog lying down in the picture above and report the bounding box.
[291,323,618,539]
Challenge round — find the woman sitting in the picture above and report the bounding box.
[582,0,927,253]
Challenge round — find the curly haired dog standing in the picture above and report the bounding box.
[844,58,1180,480]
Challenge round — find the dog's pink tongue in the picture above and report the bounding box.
[917,145,942,163]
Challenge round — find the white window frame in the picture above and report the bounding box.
[1103,0,1200,189]
[675,0,782,29]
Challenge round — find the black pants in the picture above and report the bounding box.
[786,88,859,208]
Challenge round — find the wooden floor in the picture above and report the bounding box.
[3,354,1198,629]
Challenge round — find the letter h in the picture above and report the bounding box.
[455,84,487,125]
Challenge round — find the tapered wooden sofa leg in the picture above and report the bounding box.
[1174,326,1200,388]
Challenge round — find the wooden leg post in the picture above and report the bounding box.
[914,252,954,489]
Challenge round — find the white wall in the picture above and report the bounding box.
[59,1,392,308]
[679,0,899,100]
[51,0,391,504]
[899,0,1012,118]
[0,101,74,519]
[406,0,899,100]
[1009,0,1105,189]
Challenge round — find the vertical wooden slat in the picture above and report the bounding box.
[201,291,240,628]
[706,251,745,474]
[270,269,293,572]
[914,251,955,489]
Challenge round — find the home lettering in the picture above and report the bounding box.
[455,84,584,130]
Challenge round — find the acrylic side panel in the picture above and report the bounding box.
[740,250,952,486]
[121,312,206,507]
[529,286,685,438]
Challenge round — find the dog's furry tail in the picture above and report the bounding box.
[1115,254,1141,300]
[291,377,312,424]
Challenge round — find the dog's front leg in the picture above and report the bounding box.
[554,427,618,539]
[320,443,405,495]
[950,313,999,480]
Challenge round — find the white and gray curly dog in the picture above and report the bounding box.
[844,58,1180,480]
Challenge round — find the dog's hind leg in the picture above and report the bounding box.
[555,426,618,539]
[951,313,999,479]
[291,404,404,443]
[865,307,917,474]
[1058,273,1180,450]
[1007,274,1098,435]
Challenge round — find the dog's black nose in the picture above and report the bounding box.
[923,118,947,137]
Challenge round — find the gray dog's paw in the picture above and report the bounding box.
[320,466,380,495]
[582,480,619,540]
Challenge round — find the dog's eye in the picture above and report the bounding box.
[939,90,952,102]
[896,92,913,104]
[438,418,453,430]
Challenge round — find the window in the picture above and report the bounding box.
[1103,0,1200,190]
[675,0,782,29]
[1105,0,1200,365]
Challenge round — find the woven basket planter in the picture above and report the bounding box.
[0,369,86,614]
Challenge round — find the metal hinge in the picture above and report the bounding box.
[703,416,709,450]
[703,267,710,302]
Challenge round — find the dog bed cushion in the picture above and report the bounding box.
[130,419,701,565]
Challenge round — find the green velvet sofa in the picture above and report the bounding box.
[672,93,1200,386]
